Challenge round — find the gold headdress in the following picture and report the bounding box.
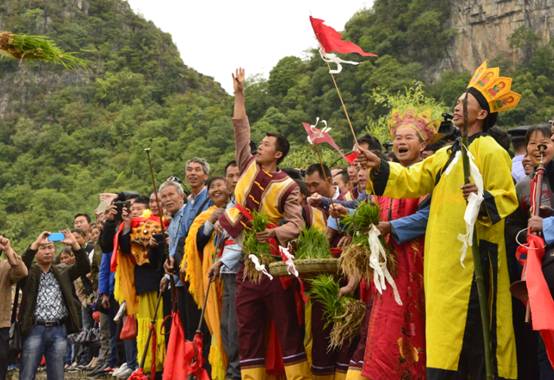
[368,83,445,144]
[388,105,442,144]
[467,61,521,113]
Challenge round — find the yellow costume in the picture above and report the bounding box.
[367,62,520,378]
[136,292,165,372]
[370,134,517,378]
[114,212,166,372]
[183,205,227,380]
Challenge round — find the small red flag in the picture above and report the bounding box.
[303,119,356,164]
[344,151,360,164]
[310,16,376,57]
[303,121,342,152]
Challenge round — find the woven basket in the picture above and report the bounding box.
[269,258,338,277]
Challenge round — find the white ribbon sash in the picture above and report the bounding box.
[444,150,484,267]
[279,245,299,277]
[248,254,273,280]
[368,225,402,305]
[319,48,359,74]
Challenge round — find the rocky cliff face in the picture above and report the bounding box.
[443,0,554,70]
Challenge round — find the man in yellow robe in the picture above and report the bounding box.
[356,62,520,379]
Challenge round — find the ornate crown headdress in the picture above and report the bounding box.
[388,105,442,144]
[467,61,521,113]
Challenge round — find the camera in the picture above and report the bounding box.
[112,191,139,220]
[113,200,131,216]
[439,113,454,135]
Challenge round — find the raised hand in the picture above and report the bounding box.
[0,235,11,252]
[31,231,51,250]
[232,68,245,94]
[105,204,118,221]
[355,144,381,169]
[62,229,81,251]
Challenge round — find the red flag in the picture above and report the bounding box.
[344,151,359,165]
[310,16,376,57]
[303,120,360,165]
[515,176,554,367]
[303,121,343,153]
[162,312,187,380]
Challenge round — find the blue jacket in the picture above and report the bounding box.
[98,251,115,295]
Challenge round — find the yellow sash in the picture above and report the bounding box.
[182,206,227,380]
[223,159,296,235]
[114,250,138,316]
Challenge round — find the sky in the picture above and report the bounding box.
[126,0,373,93]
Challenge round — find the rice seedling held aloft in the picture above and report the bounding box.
[0,32,86,69]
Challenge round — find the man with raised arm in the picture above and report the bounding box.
[218,68,308,379]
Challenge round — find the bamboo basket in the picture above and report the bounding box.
[269,258,338,277]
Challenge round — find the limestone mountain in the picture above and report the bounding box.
[445,0,554,72]
[1,0,554,248]
[0,0,231,246]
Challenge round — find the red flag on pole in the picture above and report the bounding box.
[303,119,352,164]
[303,120,341,151]
[310,16,376,57]
[344,151,360,165]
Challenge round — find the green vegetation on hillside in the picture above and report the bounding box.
[0,0,231,247]
[1,0,553,248]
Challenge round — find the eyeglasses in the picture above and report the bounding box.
[165,176,183,184]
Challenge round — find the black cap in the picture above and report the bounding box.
[467,87,498,130]
[507,127,528,138]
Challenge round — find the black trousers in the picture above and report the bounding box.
[0,327,8,380]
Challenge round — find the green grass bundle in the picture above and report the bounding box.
[243,210,273,282]
[294,226,331,260]
[0,32,86,69]
[341,201,380,235]
[339,201,396,280]
[308,274,366,351]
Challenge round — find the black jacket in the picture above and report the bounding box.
[18,246,91,336]
[100,219,117,253]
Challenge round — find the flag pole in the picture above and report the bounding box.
[461,92,494,380]
[325,61,359,146]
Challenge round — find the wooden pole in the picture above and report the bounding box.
[325,61,359,146]
[461,92,494,380]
